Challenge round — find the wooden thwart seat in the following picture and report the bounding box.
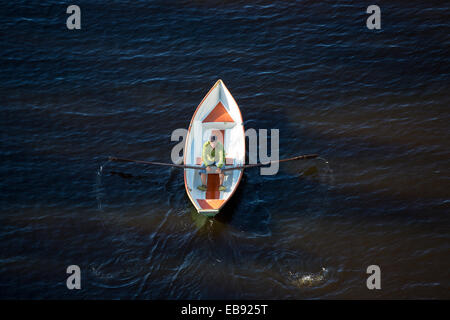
[196,157,234,166]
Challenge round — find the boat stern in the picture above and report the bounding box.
[198,209,220,217]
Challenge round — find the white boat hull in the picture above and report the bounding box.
[183,80,245,216]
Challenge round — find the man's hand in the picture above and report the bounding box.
[216,167,222,174]
[206,166,212,173]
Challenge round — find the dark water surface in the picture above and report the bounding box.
[1,1,449,299]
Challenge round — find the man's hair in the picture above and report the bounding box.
[210,135,217,142]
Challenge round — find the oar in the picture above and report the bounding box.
[108,156,203,170]
[108,154,318,171]
[222,154,319,171]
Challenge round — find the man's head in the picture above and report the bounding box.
[210,135,217,148]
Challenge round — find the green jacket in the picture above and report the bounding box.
[202,141,225,167]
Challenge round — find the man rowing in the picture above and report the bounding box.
[197,134,226,191]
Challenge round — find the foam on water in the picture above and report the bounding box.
[287,267,329,288]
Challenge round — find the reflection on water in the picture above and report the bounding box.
[190,206,209,230]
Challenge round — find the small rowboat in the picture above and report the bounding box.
[184,80,245,217]
[108,82,318,218]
